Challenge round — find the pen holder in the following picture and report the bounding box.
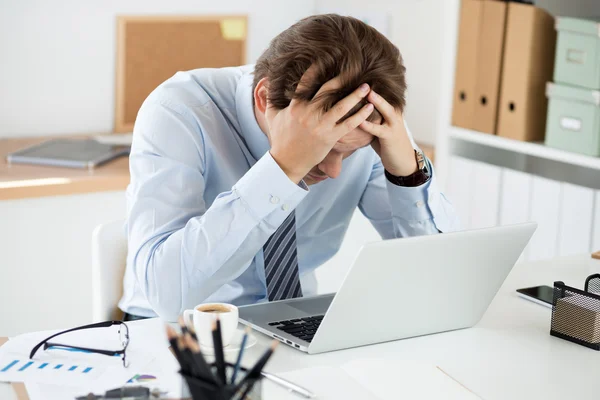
[181,363,262,400]
[550,275,600,351]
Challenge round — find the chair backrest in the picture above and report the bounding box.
[91,219,128,322]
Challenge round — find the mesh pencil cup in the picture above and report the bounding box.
[550,275,600,351]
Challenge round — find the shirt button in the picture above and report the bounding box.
[415,200,424,208]
[282,204,289,211]
[270,196,280,204]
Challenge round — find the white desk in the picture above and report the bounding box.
[2,254,599,399]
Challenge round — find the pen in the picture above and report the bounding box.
[233,341,278,396]
[260,370,316,398]
[231,325,251,384]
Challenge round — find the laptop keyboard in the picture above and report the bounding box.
[267,315,324,343]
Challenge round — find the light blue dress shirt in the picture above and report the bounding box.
[119,65,460,320]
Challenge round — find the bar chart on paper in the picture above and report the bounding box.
[0,358,104,384]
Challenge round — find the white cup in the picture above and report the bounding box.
[183,303,239,348]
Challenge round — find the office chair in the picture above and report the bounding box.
[91,219,127,322]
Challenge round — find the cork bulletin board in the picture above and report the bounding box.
[114,15,247,133]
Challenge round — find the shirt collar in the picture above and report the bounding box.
[236,67,271,162]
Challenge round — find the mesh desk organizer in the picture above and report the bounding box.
[551,274,600,350]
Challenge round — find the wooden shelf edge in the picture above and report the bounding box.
[0,176,129,201]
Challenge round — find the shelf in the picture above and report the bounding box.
[449,126,600,172]
[0,136,130,201]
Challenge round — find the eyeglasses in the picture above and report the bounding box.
[29,321,130,368]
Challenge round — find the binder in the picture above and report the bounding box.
[472,0,508,135]
[496,3,556,141]
[451,0,483,129]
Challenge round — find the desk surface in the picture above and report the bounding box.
[0,136,434,201]
[0,136,130,201]
[2,254,599,399]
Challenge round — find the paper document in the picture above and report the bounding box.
[342,358,480,400]
[264,358,480,400]
[264,366,379,400]
[0,320,177,398]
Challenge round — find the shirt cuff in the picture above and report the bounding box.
[386,176,434,222]
[234,151,308,223]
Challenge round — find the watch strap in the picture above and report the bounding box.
[385,150,431,187]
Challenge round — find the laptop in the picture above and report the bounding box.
[239,222,537,354]
[6,138,130,169]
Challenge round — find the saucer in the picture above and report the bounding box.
[199,328,258,356]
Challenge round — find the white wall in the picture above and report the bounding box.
[0,0,316,138]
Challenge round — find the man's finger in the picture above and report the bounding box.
[290,64,319,107]
[331,103,374,139]
[311,75,343,104]
[359,118,386,138]
[367,90,397,125]
[322,83,370,126]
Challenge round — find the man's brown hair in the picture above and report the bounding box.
[253,14,407,122]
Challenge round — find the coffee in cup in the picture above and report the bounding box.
[183,303,239,347]
[195,304,231,313]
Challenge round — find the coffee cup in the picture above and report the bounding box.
[183,303,239,347]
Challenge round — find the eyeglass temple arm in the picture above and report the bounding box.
[29,320,121,359]
[43,342,123,356]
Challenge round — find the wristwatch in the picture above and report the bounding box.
[385,149,431,187]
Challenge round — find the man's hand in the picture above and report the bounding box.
[359,90,418,177]
[265,68,374,184]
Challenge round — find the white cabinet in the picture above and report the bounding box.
[445,156,598,262]
[558,184,595,256]
[0,191,126,337]
[528,177,562,261]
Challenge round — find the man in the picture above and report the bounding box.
[119,14,460,321]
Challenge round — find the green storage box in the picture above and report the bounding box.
[545,83,600,157]
[554,17,600,89]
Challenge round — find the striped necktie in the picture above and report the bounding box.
[263,211,303,301]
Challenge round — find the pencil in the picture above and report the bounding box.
[166,325,188,373]
[175,335,195,376]
[231,326,251,384]
[183,332,214,383]
[212,318,226,385]
[186,320,199,342]
[178,316,190,336]
[234,341,278,394]
[238,377,258,400]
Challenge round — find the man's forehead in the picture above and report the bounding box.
[332,129,374,152]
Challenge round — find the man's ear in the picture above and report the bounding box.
[254,77,269,114]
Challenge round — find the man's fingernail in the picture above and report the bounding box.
[371,91,378,99]
[366,103,374,111]
[360,83,369,93]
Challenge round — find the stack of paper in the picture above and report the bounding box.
[0,319,183,399]
[264,358,480,400]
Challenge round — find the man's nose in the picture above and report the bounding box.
[317,154,343,179]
